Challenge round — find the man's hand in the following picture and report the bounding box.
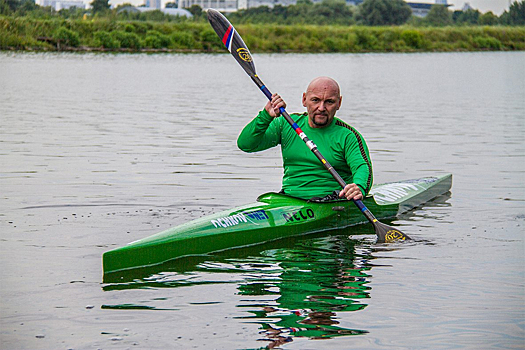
[339,183,363,201]
[265,93,286,118]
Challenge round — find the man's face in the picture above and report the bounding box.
[302,79,342,128]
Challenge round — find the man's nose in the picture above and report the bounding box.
[318,102,326,111]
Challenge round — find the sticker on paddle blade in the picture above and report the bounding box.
[385,229,406,242]
[237,48,252,62]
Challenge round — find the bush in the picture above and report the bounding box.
[401,29,423,49]
[113,30,141,49]
[200,27,222,51]
[144,30,171,49]
[354,27,379,50]
[53,26,80,47]
[94,30,120,49]
[473,36,502,50]
[170,30,195,49]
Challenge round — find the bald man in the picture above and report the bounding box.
[237,77,373,201]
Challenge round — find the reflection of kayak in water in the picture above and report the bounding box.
[241,239,375,345]
[103,174,452,276]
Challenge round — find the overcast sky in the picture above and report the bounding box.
[433,0,513,14]
[107,0,516,15]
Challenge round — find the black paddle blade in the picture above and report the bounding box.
[207,9,257,77]
[373,221,410,243]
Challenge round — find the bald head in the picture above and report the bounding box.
[306,77,341,97]
[302,77,342,128]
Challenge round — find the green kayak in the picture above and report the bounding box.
[103,174,452,275]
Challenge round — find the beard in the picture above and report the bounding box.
[312,113,330,127]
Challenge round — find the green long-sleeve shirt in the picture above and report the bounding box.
[237,109,373,199]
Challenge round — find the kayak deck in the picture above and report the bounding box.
[103,174,452,276]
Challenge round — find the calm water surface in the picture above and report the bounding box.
[1,51,524,349]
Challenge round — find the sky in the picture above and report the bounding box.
[431,0,513,14]
[107,0,515,15]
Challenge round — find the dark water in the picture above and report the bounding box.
[1,51,523,349]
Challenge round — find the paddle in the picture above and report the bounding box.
[207,9,409,243]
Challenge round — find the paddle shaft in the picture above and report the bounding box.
[206,9,408,241]
[250,75,377,224]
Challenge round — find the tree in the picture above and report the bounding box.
[185,4,203,19]
[508,0,525,25]
[358,0,412,26]
[425,4,452,26]
[454,8,481,25]
[478,11,498,25]
[90,0,109,14]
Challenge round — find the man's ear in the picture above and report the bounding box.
[302,93,307,107]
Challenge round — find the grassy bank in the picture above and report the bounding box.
[1,16,524,52]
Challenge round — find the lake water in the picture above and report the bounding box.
[1,51,524,349]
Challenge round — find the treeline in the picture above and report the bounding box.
[227,0,525,27]
[2,0,525,26]
[1,0,524,52]
[2,15,524,52]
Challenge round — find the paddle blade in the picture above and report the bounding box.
[207,9,257,77]
[373,221,410,243]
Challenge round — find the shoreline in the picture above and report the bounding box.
[2,16,524,53]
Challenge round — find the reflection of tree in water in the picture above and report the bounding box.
[235,236,372,348]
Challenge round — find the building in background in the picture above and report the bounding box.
[145,0,162,9]
[118,6,193,16]
[236,0,362,10]
[178,0,237,12]
[38,0,86,10]
[407,0,452,17]
[178,0,451,15]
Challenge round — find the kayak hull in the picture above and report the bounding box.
[103,174,452,275]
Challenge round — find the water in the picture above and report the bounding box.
[1,51,524,349]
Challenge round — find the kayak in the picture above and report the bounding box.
[103,174,452,275]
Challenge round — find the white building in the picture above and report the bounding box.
[121,7,193,16]
[38,0,86,10]
[178,0,237,12]
[145,0,162,9]
[407,0,452,17]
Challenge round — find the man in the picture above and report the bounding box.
[237,76,372,201]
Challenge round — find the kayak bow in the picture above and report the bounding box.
[103,174,452,276]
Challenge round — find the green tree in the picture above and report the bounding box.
[478,11,498,25]
[454,8,481,25]
[425,5,453,26]
[185,4,204,19]
[508,0,525,25]
[1,0,18,13]
[312,0,354,25]
[358,0,412,26]
[90,0,109,15]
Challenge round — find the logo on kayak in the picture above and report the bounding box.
[210,210,269,228]
[282,209,315,223]
[237,48,252,62]
[211,213,248,228]
[245,210,269,222]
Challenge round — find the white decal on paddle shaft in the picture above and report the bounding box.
[371,182,422,202]
[211,213,248,228]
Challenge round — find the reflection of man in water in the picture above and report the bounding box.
[238,237,371,347]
